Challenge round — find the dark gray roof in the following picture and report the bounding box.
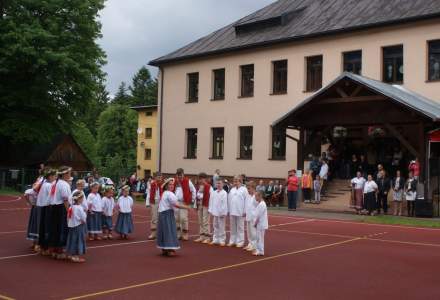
[130,105,158,111]
[273,72,440,126]
[150,0,440,66]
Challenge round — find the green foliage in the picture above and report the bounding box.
[0,0,106,143]
[112,81,133,106]
[79,79,110,135]
[96,104,137,180]
[72,122,98,165]
[130,66,158,106]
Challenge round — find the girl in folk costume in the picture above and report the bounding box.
[194,172,213,244]
[24,171,44,251]
[227,176,248,248]
[253,191,268,256]
[157,179,190,256]
[302,169,313,203]
[363,174,378,216]
[351,171,366,214]
[115,185,134,239]
[392,170,405,216]
[65,191,87,263]
[208,179,228,246]
[147,172,164,240]
[244,181,258,252]
[172,168,196,241]
[102,186,115,240]
[70,179,88,236]
[37,169,57,256]
[49,166,72,259]
[86,182,103,241]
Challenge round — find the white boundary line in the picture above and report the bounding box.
[0,197,22,204]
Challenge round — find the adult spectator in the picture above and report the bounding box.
[310,156,321,178]
[223,179,231,193]
[358,154,369,178]
[408,158,420,180]
[273,180,284,207]
[363,174,378,216]
[351,171,366,214]
[301,169,313,204]
[376,170,391,215]
[319,159,329,197]
[392,170,405,216]
[286,170,299,211]
[212,169,221,189]
[349,154,359,179]
[256,180,266,194]
[264,181,274,205]
[405,171,417,217]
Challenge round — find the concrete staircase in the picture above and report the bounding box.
[299,179,353,212]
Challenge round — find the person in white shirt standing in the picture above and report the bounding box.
[227,176,248,248]
[172,168,196,241]
[37,169,57,256]
[319,159,329,197]
[194,173,213,244]
[350,171,366,214]
[102,186,115,240]
[115,185,134,239]
[253,191,268,256]
[50,166,72,259]
[208,179,228,246]
[244,181,258,252]
[363,174,378,216]
[66,191,87,263]
[86,182,103,241]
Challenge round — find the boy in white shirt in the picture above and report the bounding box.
[227,176,248,248]
[253,191,268,256]
[208,179,228,246]
[244,181,258,252]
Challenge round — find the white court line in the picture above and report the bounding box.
[0,197,22,203]
[0,208,29,212]
[0,230,26,235]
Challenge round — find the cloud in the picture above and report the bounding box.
[98,0,274,93]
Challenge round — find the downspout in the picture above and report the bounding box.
[158,66,164,172]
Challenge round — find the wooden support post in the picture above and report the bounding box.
[384,123,420,159]
[297,129,305,171]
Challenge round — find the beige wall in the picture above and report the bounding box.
[136,108,158,178]
[159,20,440,179]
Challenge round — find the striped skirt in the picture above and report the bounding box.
[115,212,133,234]
[156,209,180,250]
[87,211,103,234]
[65,224,86,255]
[26,206,40,241]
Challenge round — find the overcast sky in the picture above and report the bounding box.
[98,0,274,94]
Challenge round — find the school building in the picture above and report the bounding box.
[149,0,440,213]
[131,105,159,179]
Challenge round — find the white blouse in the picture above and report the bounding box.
[102,197,115,216]
[245,194,258,221]
[25,188,37,205]
[87,192,103,212]
[254,201,268,230]
[36,181,53,207]
[52,179,71,205]
[117,196,133,213]
[68,204,87,228]
[208,189,228,217]
[158,191,178,213]
[228,186,248,216]
[351,177,366,190]
[363,181,378,194]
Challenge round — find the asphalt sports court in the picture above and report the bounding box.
[0,194,439,300]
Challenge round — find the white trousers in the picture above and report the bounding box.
[212,216,226,243]
[229,215,244,245]
[256,229,265,255]
[246,220,257,248]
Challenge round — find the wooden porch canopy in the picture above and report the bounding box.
[272,72,440,173]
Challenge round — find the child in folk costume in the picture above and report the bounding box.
[146,172,163,240]
[194,173,213,244]
[86,182,103,240]
[173,168,196,241]
[227,176,248,248]
[208,179,228,246]
[115,185,134,239]
[244,181,258,252]
[313,175,321,204]
[157,179,190,256]
[253,191,268,256]
[37,169,57,256]
[102,187,115,239]
[24,187,39,251]
[350,171,366,214]
[65,191,87,263]
[49,166,72,259]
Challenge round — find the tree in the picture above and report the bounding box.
[72,122,98,165]
[0,0,106,143]
[96,104,137,180]
[112,82,133,106]
[79,79,110,135]
[130,66,158,106]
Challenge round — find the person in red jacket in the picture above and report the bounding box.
[408,158,421,180]
[173,168,196,240]
[195,173,213,243]
[147,172,163,240]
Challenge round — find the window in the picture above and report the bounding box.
[145,128,152,139]
[271,127,286,160]
[185,129,197,159]
[383,45,404,84]
[187,72,199,102]
[240,64,254,97]
[272,60,288,94]
[211,128,224,159]
[239,126,253,159]
[144,148,152,160]
[343,50,362,75]
[212,69,225,100]
[306,55,323,92]
[145,111,153,116]
[428,40,440,81]
[144,169,151,179]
